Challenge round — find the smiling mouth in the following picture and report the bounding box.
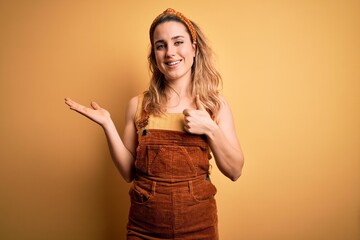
[165,60,181,66]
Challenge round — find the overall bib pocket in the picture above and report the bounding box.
[147,145,199,178]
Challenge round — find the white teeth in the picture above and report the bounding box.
[167,60,180,66]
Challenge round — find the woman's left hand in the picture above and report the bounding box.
[185,95,244,181]
[183,95,217,135]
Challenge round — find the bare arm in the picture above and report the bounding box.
[183,95,244,181]
[64,97,138,182]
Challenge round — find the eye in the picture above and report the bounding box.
[174,41,184,46]
[155,43,165,50]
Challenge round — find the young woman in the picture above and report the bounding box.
[65,8,244,240]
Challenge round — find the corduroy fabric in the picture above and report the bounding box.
[127,129,218,240]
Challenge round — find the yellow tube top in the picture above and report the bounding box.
[135,94,185,137]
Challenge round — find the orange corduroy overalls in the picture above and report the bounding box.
[126,97,218,240]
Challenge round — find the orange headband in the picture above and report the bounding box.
[150,8,197,43]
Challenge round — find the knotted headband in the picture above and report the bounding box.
[150,8,197,44]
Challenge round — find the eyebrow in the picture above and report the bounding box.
[154,35,185,45]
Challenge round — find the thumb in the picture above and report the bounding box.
[195,95,206,111]
[91,101,101,110]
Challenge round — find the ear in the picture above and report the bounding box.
[192,42,197,57]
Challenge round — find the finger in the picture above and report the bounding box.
[64,98,86,113]
[195,94,206,111]
[183,109,190,116]
[91,101,101,110]
[183,124,190,133]
[64,97,73,107]
[183,115,190,123]
[64,97,79,110]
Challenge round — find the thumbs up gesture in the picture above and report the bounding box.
[183,95,216,135]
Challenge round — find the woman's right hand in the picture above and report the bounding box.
[64,97,111,127]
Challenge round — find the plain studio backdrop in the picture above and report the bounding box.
[0,1,359,239]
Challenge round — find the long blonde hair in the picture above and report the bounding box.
[141,10,222,121]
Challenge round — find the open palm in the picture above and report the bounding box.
[64,97,111,126]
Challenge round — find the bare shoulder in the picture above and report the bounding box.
[219,95,229,107]
[218,95,232,116]
[128,95,139,109]
[125,95,140,121]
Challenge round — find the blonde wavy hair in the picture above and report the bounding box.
[141,10,222,121]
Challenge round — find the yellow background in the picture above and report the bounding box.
[1,0,359,239]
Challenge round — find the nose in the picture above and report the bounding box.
[165,45,175,57]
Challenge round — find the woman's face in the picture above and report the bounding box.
[153,21,196,82]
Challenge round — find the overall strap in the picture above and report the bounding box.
[135,93,144,124]
[135,93,149,130]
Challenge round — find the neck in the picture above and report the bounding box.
[165,76,192,98]
[164,84,195,111]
